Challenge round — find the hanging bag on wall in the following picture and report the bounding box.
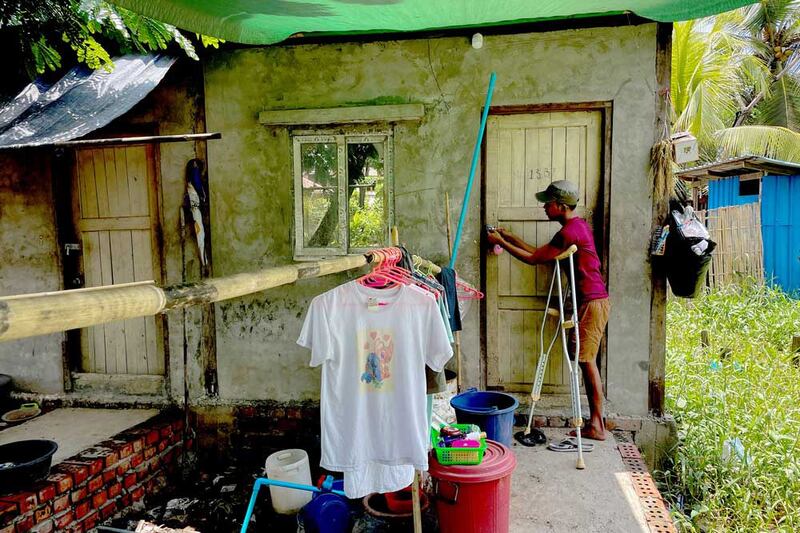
[664,203,715,298]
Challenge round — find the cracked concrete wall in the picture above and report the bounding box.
[0,152,64,393]
[204,23,659,415]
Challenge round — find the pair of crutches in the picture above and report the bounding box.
[520,244,587,469]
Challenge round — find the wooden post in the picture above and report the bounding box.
[700,330,709,349]
[444,192,463,392]
[392,225,423,533]
[648,22,673,417]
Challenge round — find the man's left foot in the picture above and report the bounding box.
[569,426,606,441]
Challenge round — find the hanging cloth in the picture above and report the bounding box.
[436,267,462,332]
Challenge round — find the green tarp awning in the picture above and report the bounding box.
[112,0,757,45]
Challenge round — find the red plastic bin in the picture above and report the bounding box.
[428,439,517,533]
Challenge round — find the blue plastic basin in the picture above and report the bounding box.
[450,389,519,447]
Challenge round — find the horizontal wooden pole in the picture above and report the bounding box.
[0,255,368,342]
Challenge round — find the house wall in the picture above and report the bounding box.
[0,153,64,393]
[203,23,660,415]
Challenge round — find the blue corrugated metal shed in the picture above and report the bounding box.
[705,174,800,295]
[708,177,758,209]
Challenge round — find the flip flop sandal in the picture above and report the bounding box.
[514,428,547,447]
[547,437,594,453]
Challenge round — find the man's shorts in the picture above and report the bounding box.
[568,297,610,363]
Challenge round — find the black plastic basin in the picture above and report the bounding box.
[0,439,58,494]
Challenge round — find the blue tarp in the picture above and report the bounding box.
[0,55,175,149]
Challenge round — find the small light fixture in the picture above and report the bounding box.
[471,33,484,50]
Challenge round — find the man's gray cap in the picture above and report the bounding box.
[535,180,580,205]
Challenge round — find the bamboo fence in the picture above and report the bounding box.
[697,203,764,288]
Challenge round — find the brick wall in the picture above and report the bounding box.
[0,415,187,533]
[192,402,320,471]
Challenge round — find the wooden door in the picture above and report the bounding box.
[72,145,164,375]
[485,111,603,393]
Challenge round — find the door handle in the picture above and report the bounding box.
[64,243,81,256]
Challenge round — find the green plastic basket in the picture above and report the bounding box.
[430,423,487,466]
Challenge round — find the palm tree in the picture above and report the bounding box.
[672,0,800,162]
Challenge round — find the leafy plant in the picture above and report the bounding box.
[0,0,222,80]
[672,0,800,162]
[659,282,800,531]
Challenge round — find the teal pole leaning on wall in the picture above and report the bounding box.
[449,72,496,269]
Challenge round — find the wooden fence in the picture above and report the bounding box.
[697,203,764,288]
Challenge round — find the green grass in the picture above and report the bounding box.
[661,283,800,532]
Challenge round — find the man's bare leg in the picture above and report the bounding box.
[569,361,606,440]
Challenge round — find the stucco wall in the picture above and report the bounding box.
[0,153,64,393]
[204,23,659,415]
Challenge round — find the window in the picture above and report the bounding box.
[293,131,393,257]
[738,176,760,197]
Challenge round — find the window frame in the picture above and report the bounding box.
[292,128,394,259]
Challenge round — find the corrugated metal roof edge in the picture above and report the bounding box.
[676,156,800,180]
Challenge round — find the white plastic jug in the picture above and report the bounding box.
[264,449,313,514]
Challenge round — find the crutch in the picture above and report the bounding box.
[517,245,587,469]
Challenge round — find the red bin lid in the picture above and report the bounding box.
[428,439,517,483]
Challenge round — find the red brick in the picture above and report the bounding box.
[171,419,184,433]
[145,430,159,445]
[170,431,181,445]
[115,442,134,460]
[0,500,18,525]
[52,494,69,515]
[70,485,88,504]
[79,510,97,531]
[130,486,144,502]
[98,499,117,520]
[46,473,73,495]
[159,425,172,439]
[144,447,156,460]
[130,452,144,468]
[129,436,144,453]
[137,465,150,482]
[65,458,102,478]
[53,510,75,530]
[123,473,137,489]
[0,493,37,515]
[79,446,119,470]
[107,482,122,499]
[119,493,131,508]
[30,518,53,533]
[73,500,91,520]
[102,468,116,483]
[56,463,89,486]
[34,504,51,524]
[91,490,107,510]
[34,483,56,505]
[88,476,103,493]
[184,438,193,450]
[13,513,33,533]
[157,440,168,453]
[116,459,131,476]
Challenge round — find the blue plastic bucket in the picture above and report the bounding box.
[450,388,519,447]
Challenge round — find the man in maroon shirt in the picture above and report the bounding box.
[487,180,610,440]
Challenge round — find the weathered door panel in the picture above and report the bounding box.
[486,111,603,392]
[72,146,164,375]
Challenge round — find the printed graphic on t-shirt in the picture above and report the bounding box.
[360,330,394,391]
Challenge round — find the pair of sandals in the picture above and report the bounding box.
[514,429,595,452]
[547,436,594,453]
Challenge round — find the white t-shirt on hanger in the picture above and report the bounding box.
[298,280,453,496]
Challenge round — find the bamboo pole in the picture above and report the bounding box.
[0,255,367,342]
